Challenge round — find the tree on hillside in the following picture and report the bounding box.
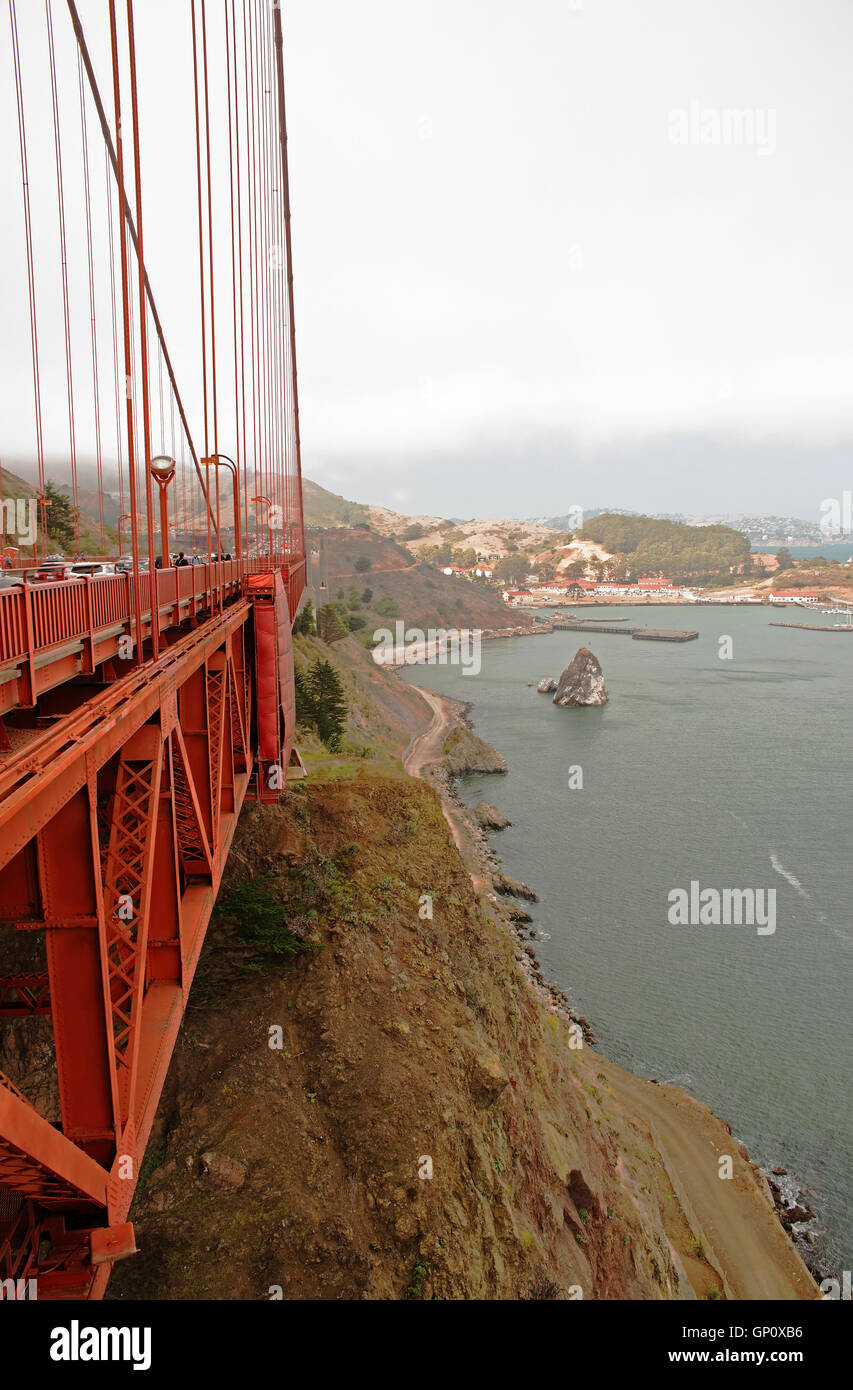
[493,554,530,586]
[355,556,372,573]
[44,480,77,552]
[293,599,316,636]
[360,588,373,604]
[402,523,425,540]
[775,547,794,571]
[307,660,348,750]
[317,602,349,644]
[294,665,316,728]
[426,544,452,567]
[566,559,586,580]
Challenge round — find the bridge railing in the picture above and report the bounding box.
[0,555,305,679]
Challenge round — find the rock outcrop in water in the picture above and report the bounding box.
[553,647,608,707]
[472,801,511,831]
[537,677,557,693]
[442,724,507,776]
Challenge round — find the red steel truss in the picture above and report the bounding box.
[1,0,306,1298]
[0,560,302,1298]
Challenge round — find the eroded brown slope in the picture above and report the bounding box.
[108,766,814,1301]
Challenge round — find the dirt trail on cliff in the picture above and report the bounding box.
[403,685,454,778]
[605,1072,814,1300]
[404,685,488,888]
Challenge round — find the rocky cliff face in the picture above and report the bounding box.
[553,647,608,707]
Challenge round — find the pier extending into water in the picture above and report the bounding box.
[553,621,699,642]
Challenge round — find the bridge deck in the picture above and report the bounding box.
[0,556,304,721]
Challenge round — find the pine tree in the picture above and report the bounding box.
[317,602,348,644]
[293,598,316,636]
[776,547,794,573]
[307,659,347,750]
[44,480,77,552]
[294,665,316,729]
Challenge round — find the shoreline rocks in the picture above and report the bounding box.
[537,677,557,693]
[494,873,539,903]
[553,647,608,707]
[441,724,507,777]
[471,801,511,831]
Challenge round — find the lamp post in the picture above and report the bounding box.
[149,456,176,568]
[201,454,240,561]
[250,495,273,559]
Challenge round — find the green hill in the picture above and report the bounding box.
[579,512,750,581]
[303,479,368,528]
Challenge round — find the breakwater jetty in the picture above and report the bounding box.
[552,621,699,642]
[769,622,853,633]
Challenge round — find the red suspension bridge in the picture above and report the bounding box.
[0,0,305,1298]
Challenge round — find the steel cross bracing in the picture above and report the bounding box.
[1,0,306,1298]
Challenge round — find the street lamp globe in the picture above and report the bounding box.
[150,455,176,483]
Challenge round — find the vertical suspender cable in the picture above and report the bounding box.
[244,0,260,550]
[108,0,144,655]
[67,1,220,554]
[191,0,213,577]
[226,0,246,571]
[200,0,222,602]
[8,0,46,559]
[46,0,80,554]
[272,0,305,558]
[79,50,105,551]
[125,0,159,657]
[105,143,125,544]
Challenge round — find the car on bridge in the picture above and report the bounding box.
[69,561,114,578]
[28,560,80,583]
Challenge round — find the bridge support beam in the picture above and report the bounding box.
[0,605,256,1295]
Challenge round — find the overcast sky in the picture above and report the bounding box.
[2,0,852,522]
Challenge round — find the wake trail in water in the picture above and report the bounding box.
[770,851,810,899]
[768,852,851,944]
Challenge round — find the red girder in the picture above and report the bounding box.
[0,973,50,1017]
